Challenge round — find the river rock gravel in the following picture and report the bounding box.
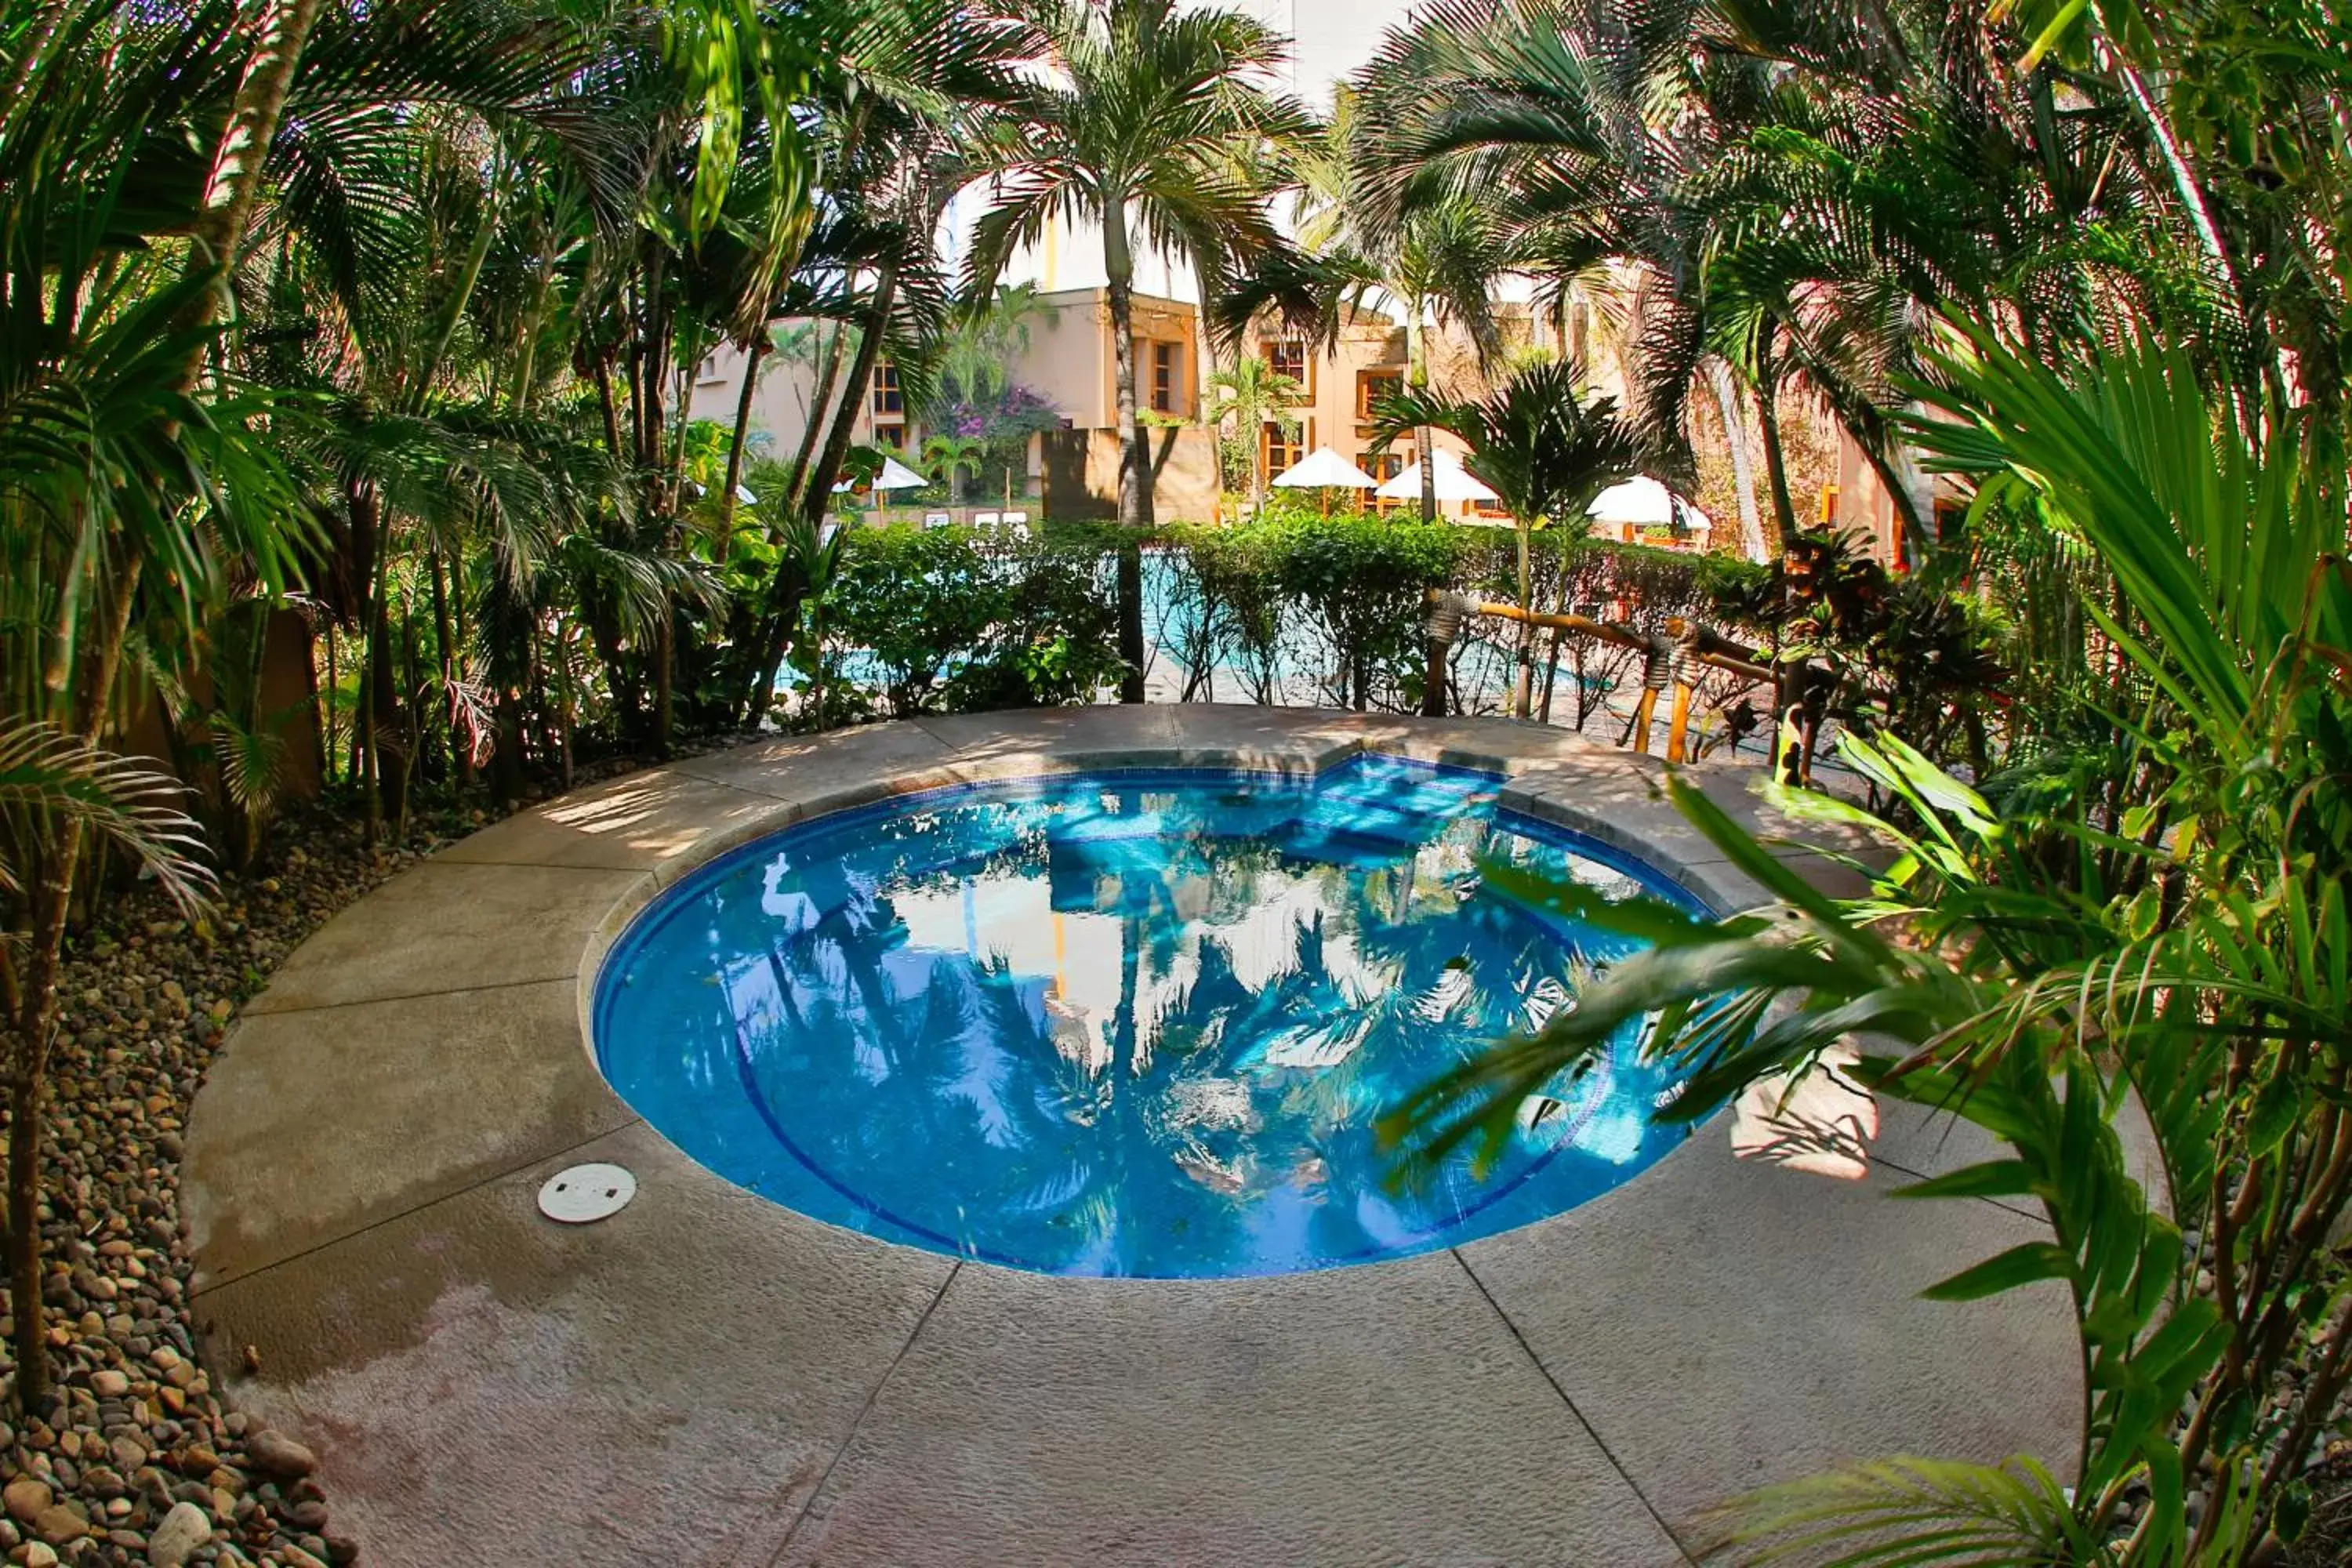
[0,739,756,1568]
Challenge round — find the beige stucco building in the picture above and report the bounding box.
[687,285,1213,517]
[687,288,1541,523]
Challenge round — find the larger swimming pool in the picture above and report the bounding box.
[591,756,1701,1279]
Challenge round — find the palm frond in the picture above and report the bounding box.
[1698,1455,2100,1567]
[0,722,215,918]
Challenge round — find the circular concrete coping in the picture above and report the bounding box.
[183,707,2082,1568]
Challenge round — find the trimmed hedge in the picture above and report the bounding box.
[818,510,1772,718]
[826,520,1126,715]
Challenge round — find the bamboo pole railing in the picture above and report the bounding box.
[1422,590,1776,764]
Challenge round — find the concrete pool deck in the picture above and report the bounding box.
[183,707,2080,1566]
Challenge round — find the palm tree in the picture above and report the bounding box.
[923,434,987,501]
[0,0,328,1400]
[1374,360,1642,715]
[1202,357,1303,512]
[252,0,641,801]
[935,281,1050,404]
[966,0,1313,699]
[1225,91,1512,522]
[1382,333,2352,1564]
[722,0,1039,724]
[1347,0,2133,554]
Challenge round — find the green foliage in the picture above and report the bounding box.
[151,597,312,871]
[930,283,1049,407]
[1162,510,1466,710]
[1372,361,1642,540]
[0,723,216,922]
[1203,357,1303,500]
[1268,511,1467,710]
[1161,519,1287,702]
[920,435,986,502]
[1383,333,2352,1563]
[826,522,1125,714]
[1696,1454,2100,1566]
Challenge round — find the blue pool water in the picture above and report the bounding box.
[592,757,1702,1278]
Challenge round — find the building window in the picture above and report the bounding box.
[1356,368,1403,423]
[1150,340,1181,414]
[872,423,905,449]
[1261,339,1310,397]
[869,361,902,418]
[1367,451,1406,513]
[1262,421,1302,479]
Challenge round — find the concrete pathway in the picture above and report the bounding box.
[183,708,2078,1566]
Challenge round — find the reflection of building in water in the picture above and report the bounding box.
[875,809,1536,1081]
[717,779,1659,1265]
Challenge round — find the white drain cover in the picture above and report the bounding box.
[538,1163,637,1223]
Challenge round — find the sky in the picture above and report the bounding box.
[953,0,1431,300]
[1232,0,1423,101]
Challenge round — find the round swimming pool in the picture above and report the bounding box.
[591,757,1702,1279]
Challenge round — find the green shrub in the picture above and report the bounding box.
[1162,521,1286,702]
[827,521,1123,713]
[1266,511,1466,710]
[1159,510,1466,710]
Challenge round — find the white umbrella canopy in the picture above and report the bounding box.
[831,455,932,493]
[1270,446,1379,490]
[1588,474,1697,528]
[1374,448,1499,504]
[873,455,930,491]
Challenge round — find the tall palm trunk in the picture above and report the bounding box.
[1707,358,1769,562]
[1102,201,1149,702]
[348,477,384,848]
[718,334,770,556]
[593,354,624,458]
[367,551,405,827]
[507,220,557,408]
[745,267,895,724]
[790,321,850,506]
[1195,292,1221,515]
[7,558,142,1408]
[413,172,501,401]
[429,546,467,791]
[652,619,674,757]
[395,592,422,838]
[804,265,898,521]
[1512,521,1537,717]
[2093,20,2238,301]
[550,623,577,791]
[1754,322,1798,546]
[181,0,325,334]
[1407,311,1436,522]
[322,621,338,783]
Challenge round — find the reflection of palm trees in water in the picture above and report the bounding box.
[746,865,1257,1272]
[730,771,1644,1276]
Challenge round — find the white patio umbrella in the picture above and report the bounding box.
[873,454,930,491]
[1374,448,1500,505]
[1271,446,1379,492]
[1588,474,1708,540]
[831,454,932,494]
[1270,446,1379,514]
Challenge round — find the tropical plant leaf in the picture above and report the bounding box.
[0,722,216,918]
